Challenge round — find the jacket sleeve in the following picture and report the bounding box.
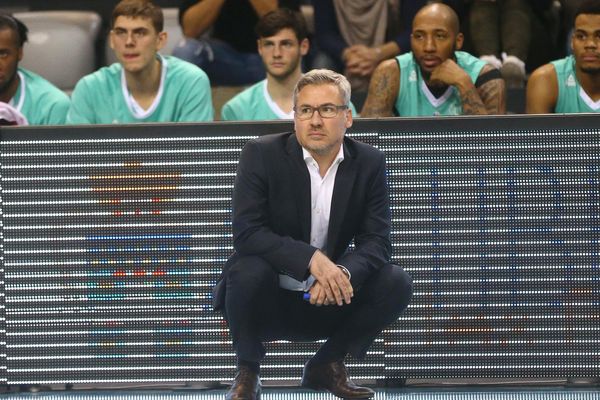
[337,152,392,288]
[231,139,317,281]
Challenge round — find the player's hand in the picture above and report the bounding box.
[429,58,470,88]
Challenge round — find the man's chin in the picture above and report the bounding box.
[418,67,432,81]
[304,142,335,157]
[580,65,600,75]
[122,64,144,74]
[268,68,295,81]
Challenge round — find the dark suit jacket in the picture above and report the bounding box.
[213,132,392,310]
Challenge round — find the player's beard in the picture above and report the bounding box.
[580,65,600,75]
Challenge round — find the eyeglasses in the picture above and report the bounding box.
[294,104,348,120]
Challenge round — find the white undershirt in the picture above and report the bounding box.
[278,144,345,291]
[263,80,294,119]
[9,71,26,113]
[122,55,168,119]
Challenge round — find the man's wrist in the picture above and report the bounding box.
[337,264,351,279]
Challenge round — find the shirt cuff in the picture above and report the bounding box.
[303,275,316,291]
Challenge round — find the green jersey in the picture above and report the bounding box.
[221,79,359,121]
[551,55,600,113]
[221,80,292,121]
[67,55,213,124]
[9,68,70,125]
[394,51,486,116]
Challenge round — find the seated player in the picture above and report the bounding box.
[0,14,70,125]
[67,0,213,124]
[361,3,505,117]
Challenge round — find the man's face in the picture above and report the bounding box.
[294,83,352,159]
[258,28,308,80]
[410,12,462,78]
[110,16,165,74]
[0,28,22,95]
[572,14,600,74]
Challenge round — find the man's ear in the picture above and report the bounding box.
[300,38,309,56]
[156,31,167,51]
[345,107,353,129]
[455,32,464,51]
[109,30,116,50]
[17,46,23,62]
[257,39,264,57]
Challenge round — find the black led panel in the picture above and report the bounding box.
[1,130,252,383]
[382,120,599,379]
[0,116,598,385]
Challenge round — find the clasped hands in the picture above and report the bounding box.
[343,44,381,77]
[307,250,353,307]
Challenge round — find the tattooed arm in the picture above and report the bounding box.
[476,64,506,115]
[430,60,504,115]
[361,59,401,117]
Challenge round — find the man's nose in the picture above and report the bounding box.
[125,34,136,45]
[309,109,323,124]
[424,36,436,51]
[584,36,599,48]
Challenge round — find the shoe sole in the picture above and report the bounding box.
[301,381,374,399]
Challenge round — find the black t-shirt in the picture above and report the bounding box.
[179,0,300,53]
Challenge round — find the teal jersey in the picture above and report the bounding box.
[221,80,291,121]
[9,68,70,125]
[394,51,486,116]
[67,55,213,124]
[221,79,359,121]
[551,55,600,113]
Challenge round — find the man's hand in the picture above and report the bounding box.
[308,250,353,306]
[428,58,471,88]
[430,59,500,115]
[344,45,381,77]
[248,0,278,17]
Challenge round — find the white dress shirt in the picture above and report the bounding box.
[278,144,345,291]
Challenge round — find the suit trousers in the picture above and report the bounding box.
[223,255,413,363]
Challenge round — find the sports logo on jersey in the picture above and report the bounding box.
[566,74,576,87]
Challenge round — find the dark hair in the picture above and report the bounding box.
[112,0,164,33]
[574,0,600,23]
[255,8,308,42]
[0,14,28,47]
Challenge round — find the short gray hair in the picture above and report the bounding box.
[293,69,351,107]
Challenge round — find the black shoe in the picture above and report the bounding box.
[301,359,374,399]
[226,365,261,400]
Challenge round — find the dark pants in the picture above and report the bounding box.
[172,38,265,86]
[223,256,413,363]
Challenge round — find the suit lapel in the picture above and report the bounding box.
[286,134,312,243]
[326,141,357,257]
